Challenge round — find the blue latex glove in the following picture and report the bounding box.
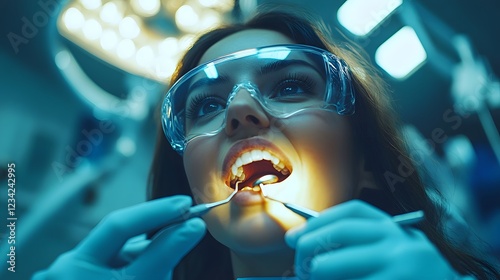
[32,195,206,280]
[285,200,468,280]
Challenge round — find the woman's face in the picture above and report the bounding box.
[183,29,363,254]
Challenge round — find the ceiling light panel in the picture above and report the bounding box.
[375,26,427,79]
[337,0,402,36]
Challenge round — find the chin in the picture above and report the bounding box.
[204,207,295,254]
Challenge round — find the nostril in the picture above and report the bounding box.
[229,115,260,132]
[246,115,260,125]
[231,119,239,130]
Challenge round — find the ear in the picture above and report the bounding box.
[354,157,380,197]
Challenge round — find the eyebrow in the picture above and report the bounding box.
[186,59,322,93]
[259,59,323,76]
[187,75,230,93]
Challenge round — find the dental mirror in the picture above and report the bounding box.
[253,174,279,189]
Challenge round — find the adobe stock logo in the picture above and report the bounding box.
[51,120,116,182]
[7,0,62,54]
[384,107,471,192]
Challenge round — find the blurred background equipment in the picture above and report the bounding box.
[0,0,499,278]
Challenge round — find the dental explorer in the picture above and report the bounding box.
[256,174,425,225]
[163,182,240,226]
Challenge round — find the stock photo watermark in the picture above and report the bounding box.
[50,75,160,182]
[110,270,136,280]
[384,106,472,192]
[281,233,342,279]
[5,163,17,273]
[51,119,116,181]
[6,0,62,54]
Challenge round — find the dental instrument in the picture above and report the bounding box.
[164,182,240,226]
[256,174,425,225]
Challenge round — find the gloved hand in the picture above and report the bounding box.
[32,195,206,280]
[285,200,466,280]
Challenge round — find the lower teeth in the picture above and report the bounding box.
[240,186,262,192]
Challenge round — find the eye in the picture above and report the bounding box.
[277,82,305,96]
[197,98,225,117]
[186,94,226,119]
[270,74,315,100]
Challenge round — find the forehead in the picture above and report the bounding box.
[198,29,296,65]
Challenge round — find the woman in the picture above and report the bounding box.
[34,8,499,280]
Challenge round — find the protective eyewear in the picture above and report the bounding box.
[161,44,356,154]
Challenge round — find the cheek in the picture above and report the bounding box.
[183,137,225,204]
[300,119,354,168]
[283,113,358,207]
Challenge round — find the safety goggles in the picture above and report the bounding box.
[161,44,356,154]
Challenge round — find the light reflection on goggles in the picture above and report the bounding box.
[162,44,356,154]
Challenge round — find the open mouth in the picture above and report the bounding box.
[226,149,292,190]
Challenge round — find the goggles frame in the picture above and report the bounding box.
[161,44,356,154]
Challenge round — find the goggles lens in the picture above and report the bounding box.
[162,44,355,154]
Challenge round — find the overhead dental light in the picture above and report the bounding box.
[57,0,234,83]
[375,26,427,79]
[337,0,403,37]
[54,0,234,118]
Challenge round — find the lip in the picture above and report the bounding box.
[221,137,292,188]
[231,189,265,206]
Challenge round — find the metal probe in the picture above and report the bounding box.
[164,182,240,226]
[256,174,424,225]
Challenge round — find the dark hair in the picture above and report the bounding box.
[148,8,499,280]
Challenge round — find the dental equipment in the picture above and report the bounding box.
[164,182,240,226]
[256,174,425,225]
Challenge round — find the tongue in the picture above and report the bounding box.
[240,160,286,188]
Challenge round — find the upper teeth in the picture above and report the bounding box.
[230,149,290,183]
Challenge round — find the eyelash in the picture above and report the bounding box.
[185,92,225,120]
[184,73,317,119]
[271,73,316,96]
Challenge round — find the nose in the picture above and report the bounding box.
[224,88,270,137]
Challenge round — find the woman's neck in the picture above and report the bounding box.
[230,247,295,278]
